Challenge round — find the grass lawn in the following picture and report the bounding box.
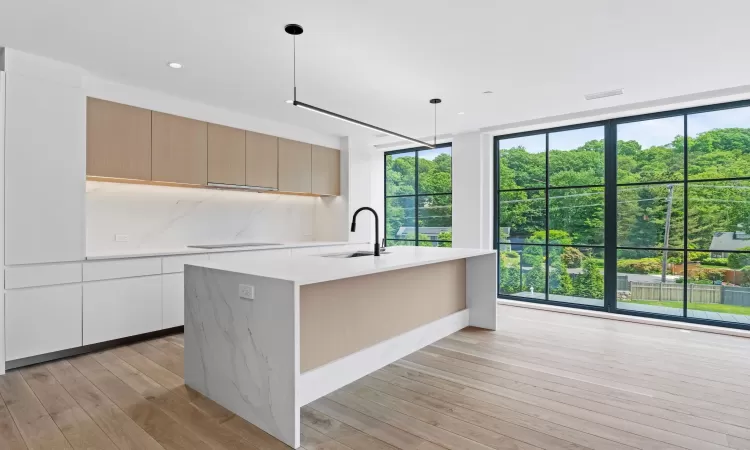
[629,300,750,315]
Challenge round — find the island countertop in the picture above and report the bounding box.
[186,246,496,285]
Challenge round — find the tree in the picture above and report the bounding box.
[549,259,574,295]
[524,262,546,293]
[500,252,522,294]
[728,248,750,269]
[574,258,604,299]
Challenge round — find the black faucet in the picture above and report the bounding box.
[350,207,380,256]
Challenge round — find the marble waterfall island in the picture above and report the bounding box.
[184,246,497,448]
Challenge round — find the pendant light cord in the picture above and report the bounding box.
[434,101,437,146]
[293,36,297,101]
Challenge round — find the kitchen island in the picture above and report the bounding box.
[184,246,497,448]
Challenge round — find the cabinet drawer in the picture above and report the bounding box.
[5,262,82,289]
[162,273,184,328]
[83,257,162,281]
[6,284,82,360]
[83,276,162,345]
[162,254,209,274]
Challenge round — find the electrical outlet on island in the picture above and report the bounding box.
[115,234,129,242]
[239,284,255,300]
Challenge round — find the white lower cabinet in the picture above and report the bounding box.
[83,276,162,345]
[6,284,82,360]
[162,273,184,328]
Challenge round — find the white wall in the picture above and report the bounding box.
[451,132,493,249]
[0,68,6,372]
[342,136,382,245]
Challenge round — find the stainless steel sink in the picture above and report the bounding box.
[321,251,388,258]
[188,242,281,249]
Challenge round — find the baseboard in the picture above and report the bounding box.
[5,326,184,370]
[497,299,750,338]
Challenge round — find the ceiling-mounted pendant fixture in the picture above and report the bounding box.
[284,24,436,149]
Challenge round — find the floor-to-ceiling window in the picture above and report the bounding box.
[496,125,605,307]
[385,143,452,247]
[495,100,750,329]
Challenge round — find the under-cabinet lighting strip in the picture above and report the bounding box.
[206,182,278,191]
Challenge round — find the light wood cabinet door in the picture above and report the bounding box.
[246,131,278,189]
[278,138,312,193]
[312,145,340,196]
[151,111,208,185]
[208,123,245,185]
[86,97,152,180]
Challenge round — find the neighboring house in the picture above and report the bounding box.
[709,231,750,257]
[396,226,451,241]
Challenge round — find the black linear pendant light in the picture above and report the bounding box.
[285,24,436,149]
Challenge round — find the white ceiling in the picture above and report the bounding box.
[2,0,750,143]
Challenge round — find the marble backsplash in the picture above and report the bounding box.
[86,181,319,252]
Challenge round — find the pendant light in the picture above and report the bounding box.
[284,24,436,149]
[430,98,441,147]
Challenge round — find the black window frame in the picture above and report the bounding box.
[493,99,750,331]
[385,142,453,247]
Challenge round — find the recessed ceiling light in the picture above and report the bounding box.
[285,99,293,104]
[483,90,493,94]
[457,112,465,115]
[167,62,183,69]
[584,88,624,100]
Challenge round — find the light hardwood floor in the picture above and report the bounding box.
[1,305,749,450]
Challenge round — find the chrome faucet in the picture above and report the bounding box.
[350,207,380,256]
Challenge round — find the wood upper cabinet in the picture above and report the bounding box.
[86,97,152,180]
[151,111,208,185]
[246,131,278,189]
[311,145,341,196]
[278,138,312,193]
[207,123,245,185]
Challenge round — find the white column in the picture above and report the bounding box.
[451,131,494,249]
[339,136,381,244]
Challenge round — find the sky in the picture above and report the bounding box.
[498,105,750,151]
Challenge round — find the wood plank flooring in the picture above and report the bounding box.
[1,305,749,450]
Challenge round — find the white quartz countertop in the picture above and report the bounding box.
[187,246,496,285]
[85,241,363,260]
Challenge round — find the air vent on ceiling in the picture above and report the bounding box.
[584,88,624,100]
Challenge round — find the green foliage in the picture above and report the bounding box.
[691,268,726,282]
[524,263,546,293]
[385,150,453,242]
[702,257,728,266]
[741,266,750,287]
[500,256,522,294]
[689,251,710,262]
[728,248,750,269]
[573,258,604,299]
[549,260,574,295]
[561,247,584,268]
[617,258,662,274]
[497,127,750,251]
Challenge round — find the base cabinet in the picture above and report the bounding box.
[5,285,82,360]
[162,273,184,329]
[83,276,162,345]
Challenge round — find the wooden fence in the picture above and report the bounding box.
[630,282,722,303]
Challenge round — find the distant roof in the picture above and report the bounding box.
[709,232,750,251]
